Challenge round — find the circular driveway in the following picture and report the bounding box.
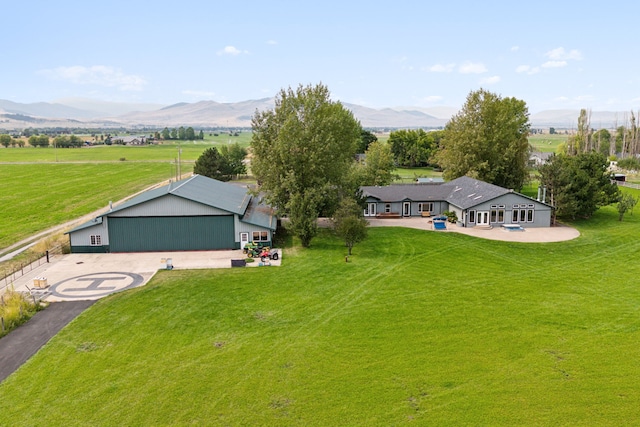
[366,217,580,243]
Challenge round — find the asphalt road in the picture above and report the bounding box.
[0,300,95,383]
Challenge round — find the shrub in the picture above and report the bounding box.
[0,288,43,338]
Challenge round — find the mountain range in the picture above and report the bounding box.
[0,98,635,130]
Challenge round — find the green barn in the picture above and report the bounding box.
[66,175,276,253]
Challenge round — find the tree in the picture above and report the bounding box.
[0,134,10,148]
[251,83,361,247]
[170,128,178,140]
[593,129,612,157]
[389,129,438,167]
[539,152,619,220]
[219,143,248,177]
[198,130,204,140]
[617,192,638,221]
[332,197,368,255]
[193,147,231,181]
[161,127,171,140]
[435,89,531,191]
[178,126,186,140]
[358,140,396,186]
[28,134,49,147]
[185,127,195,140]
[357,129,377,153]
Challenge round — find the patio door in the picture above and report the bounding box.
[476,211,489,226]
[365,203,377,217]
[403,202,411,217]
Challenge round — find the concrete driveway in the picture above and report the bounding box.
[10,249,281,302]
[366,217,580,243]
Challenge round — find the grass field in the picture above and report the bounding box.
[0,162,189,249]
[529,133,568,153]
[1,201,640,425]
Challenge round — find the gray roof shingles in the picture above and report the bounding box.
[362,176,539,210]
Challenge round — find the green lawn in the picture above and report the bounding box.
[1,205,640,425]
[0,163,187,248]
[529,133,568,153]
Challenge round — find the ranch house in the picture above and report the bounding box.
[66,175,276,253]
[361,176,553,228]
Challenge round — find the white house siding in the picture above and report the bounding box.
[234,216,272,244]
[68,220,109,246]
[108,194,228,217]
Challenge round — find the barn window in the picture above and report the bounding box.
[469,210,476,223]
[90,235,102,246]
[252,231,269,242]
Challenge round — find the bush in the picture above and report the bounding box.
[443,210,458,223]
[0,288,43,338]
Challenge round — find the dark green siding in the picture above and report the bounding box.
[70,245,109,254]
[108,216,235,252]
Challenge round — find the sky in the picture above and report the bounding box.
[3,0,640,113]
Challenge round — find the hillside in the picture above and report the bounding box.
[0,98,636,130]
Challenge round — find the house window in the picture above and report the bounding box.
[527,209,534,222]
[418,202,433,213]
[489,208,505,223]
[385,204,391,213]
[520,209,527,222]
[252,231,269,242]
[469,210,476,223]
[90,235,102,246]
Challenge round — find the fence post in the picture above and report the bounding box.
[46,250,50,263]
[1,317,4,332]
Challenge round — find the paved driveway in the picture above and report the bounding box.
[366,217,580,243]
[10,249,281,302]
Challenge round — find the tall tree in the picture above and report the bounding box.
[161,127,171,140]
[219,143,247,177]
[193,147,231,181]
[185,127,196,140]
[389,129,437,167]
[357,129,378,153]
[539,152,619,220]
[359,140,396,186]
[251,83,361,247]
[435,89,531,190]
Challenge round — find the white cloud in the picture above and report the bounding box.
[39,65,146,91]
[542,60,567,68]
[516,65,540,75]
[217,46,248,55]
[427,63,455,73]
[423,95,443,102]
[266,40,277,45]
[511,46,519,52]
[458,62,487,74]
[546,47,583,61]
[480,75,501,85]
[182,90,216,98]
[554,96,570,102]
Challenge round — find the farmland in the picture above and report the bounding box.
[1,202,640,424]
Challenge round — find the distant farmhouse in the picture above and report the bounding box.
[530,151,553,166]
[361,176,553,228]
[66,175,276,253]
[110,135,151,145]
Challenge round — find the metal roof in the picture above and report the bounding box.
[68,175,276,233]
[362,176,551,210]
[104,175,251,217]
